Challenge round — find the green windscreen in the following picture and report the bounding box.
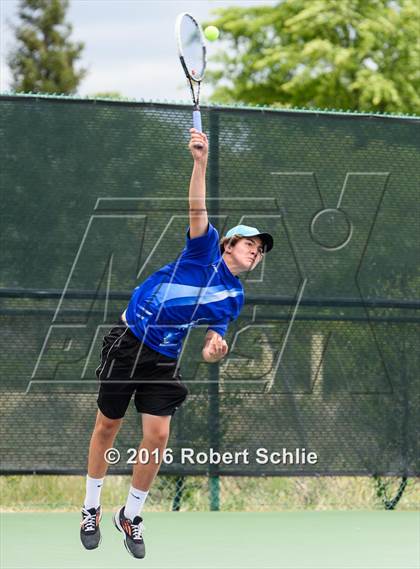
[0,95,419,476]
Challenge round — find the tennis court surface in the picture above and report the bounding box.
[2,511,419,569]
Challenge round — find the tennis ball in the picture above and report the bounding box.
[204,25,220,42]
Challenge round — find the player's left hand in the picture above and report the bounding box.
[202,332,228,363]
[189,128,208,163]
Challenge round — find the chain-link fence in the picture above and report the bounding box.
[1,95,419,509]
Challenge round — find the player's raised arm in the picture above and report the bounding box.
[188,128,209,239]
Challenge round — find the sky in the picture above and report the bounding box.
[0,0,275,102]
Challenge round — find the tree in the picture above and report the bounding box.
[206,0,420,114]
[89,92,125,100]
[8,0,86,94]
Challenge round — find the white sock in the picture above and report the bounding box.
[84,475,104,510]
[124,486,149,521]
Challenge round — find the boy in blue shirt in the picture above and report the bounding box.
[80,129,273,558]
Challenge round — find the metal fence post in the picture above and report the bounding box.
[208,109,220,511]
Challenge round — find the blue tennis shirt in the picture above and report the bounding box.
[125,223,244,358]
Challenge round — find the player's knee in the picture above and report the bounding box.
[144,426,170,447]
[95,412,122,438]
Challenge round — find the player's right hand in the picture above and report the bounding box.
[189,129,208,163]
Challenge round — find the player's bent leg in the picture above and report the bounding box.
[80,410,123,550]
[114,414,171,559]
[133,413,171,489]
[87,410,123,478]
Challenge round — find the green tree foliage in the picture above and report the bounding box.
[90,92,125,100]
[8,0,86,94]
[206,0,420,113]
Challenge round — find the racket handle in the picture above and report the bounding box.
[192,109,204,149]
[193,110,202,132]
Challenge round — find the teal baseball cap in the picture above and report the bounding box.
[224,224,274,252]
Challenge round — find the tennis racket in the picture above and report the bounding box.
[175,12,207,147]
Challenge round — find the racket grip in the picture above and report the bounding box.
[193,110,202,132]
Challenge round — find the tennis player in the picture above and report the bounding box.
[80,128,273,558]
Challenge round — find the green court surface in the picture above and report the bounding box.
[1,511,419,569]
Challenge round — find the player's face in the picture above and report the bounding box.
[231,236,264,271]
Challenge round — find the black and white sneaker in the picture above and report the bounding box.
[113,506,145,559]
[80,506,102,550]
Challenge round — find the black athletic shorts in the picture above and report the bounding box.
[96,320,188,419]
